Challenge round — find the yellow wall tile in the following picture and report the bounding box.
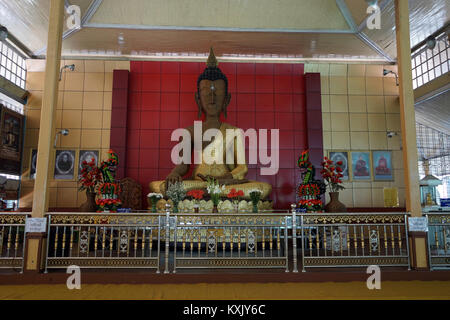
[104,73,113,92]
[49,188,57,207]
[26,72,45,90]
[56,188,77,207]
[82,110,103,129]
[27,91,43,109]
[348,77,366,95]
[386,114,401,131]
[85,60,105,73]
[339,188,354,208]
[353,188,372,207]
[102,110,111,128]
[353,181,371,188]
[331,131,350,149]
[57,91,64,109]
[65,60,84,72]
[330,113,349,131]
[398,188,406,207]
[105,61,116,73]
[81,129,102,148]
[365,77,383,95]
[348,95,366,113]
[365,65,383,77]
[115,61,131,71]
[322,112,331,131]
[367,114,386,131]
[385,96,400,113]
[59,129,81,148]
[321,94,330,112]
[393,169,405,188]
[55,109,62,129]
[26,109,41,129]
[317,64,330,76]
[61,110,82,129]
[83,92,104,110]
[18,187,34,208]
[369,132,387,149]
[366,95,385,113]
[320,76,329,94]
[65,73,85,91]
[387,134,402,150]
[323,131,331,149]
[349,113,368,131]
[24,129,39,147]
[350,132,369,149]
[383,77,399,95]
[392,150,403,169]
[371,188,384,207]
[329,76,348,95]
[329,95,348,112]
[101,129,111,149]
[63,91,83,109]
[58,72,65,91]
[84,73,105,91]
[103,92,112,110]
[348,64,365,77]
[329,64,347,76]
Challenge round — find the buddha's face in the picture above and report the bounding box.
[197,79,230,117]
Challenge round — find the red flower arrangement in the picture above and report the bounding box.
[298,184,321,197]
[298,199,323,210]
[96,198,122,212]
[227,188,244,199]
[78,158,101,193]
[187,189,205,200]
[320,157,345,193]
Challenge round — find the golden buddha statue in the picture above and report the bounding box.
[149,49,272,200]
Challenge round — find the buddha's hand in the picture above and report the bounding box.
[165,172,182,185]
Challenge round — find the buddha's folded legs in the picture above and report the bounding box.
[149,180,272,200]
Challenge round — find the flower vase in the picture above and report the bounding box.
[212,204,219,213]
[173,202,179,213]
[233,202,239,213]
[148,197,158,213]
[324,192,346,213]
[252,203,258,213]
[194,204,199,213]
[80,191,97,212]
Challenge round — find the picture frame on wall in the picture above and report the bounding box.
[30,149,37,179]
[78,150,99,178]
[328,151,349,181]
[372,150,394,181]
[0,105,25,175]
[350,151,371,180]
[54,150,76,180]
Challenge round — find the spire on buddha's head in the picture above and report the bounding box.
[197,47,228,94]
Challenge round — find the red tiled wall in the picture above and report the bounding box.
[122,61,311,209]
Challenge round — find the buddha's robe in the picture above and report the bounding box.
[149,122,272,199]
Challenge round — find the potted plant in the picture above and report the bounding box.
[166,181,186,213]
[321,157,346,212]
[249,189,262,213]
[78,158,101,212]
[227,188,244,213]
[147,193,163,213]
[186,189,205,213]
[206,177,225,213]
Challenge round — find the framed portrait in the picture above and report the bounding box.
[0,105,24,175]
[329,151,349,181]
[30,149,37,179]
[54,150,75,180]
[351,151,371,180]
[373,151,394,181]
[78,150,99,177]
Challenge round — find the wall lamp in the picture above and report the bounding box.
[383,69,399,86]
[59,64,75,81]
[54,129,69,147]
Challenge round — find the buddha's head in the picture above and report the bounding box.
[195,48,231,119]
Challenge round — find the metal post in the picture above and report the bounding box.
[301,215,306,272]
[291,204,298,273]
[405,214,411,271]
[426,214,432,270]
[164,203,171,274]
[44,215,51,274]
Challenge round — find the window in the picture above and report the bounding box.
[412,32,449,89]
[0,41,26,90]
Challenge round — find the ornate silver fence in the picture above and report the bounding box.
[293,210,410,271]
[426,213,450,270]
[172,212,290,272]
[45,213,163,272]
[0,213,28,272]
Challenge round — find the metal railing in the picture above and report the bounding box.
[173,212,289,272]
[0,213,28,272]
[426,213,450,270]
[292,209,410,271]
[45,213,163,272]
[43,207,412,273]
